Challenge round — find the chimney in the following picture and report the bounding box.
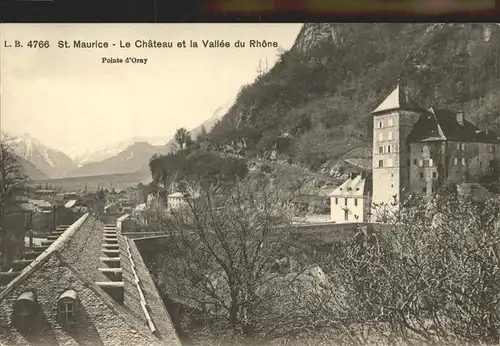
[456,111,464,126]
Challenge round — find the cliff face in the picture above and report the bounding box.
[211,23,500,170]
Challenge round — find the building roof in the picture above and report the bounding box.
[0,213,180,345]
[135,203,147,211]
[64,199,77,208]
[18,203,35,212]
[28,199,52,208]
[168,192,185,198]
[372,83,425,114]
[330,174,369,197]
[408,107,498,143]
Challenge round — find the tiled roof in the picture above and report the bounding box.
[408,107,498,143]
[0,213,180,345]
[372,83,425,114]
[330,174,369,197]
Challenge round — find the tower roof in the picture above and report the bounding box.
[372,83,424,114]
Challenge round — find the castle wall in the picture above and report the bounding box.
[372,110,421,210]
[409,141,445,196]
[445,141,496,183]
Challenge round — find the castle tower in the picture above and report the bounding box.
[371,81,424,219]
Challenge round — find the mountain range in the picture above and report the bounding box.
[14,23,500,181]
[6,103,228,180]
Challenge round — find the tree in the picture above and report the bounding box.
[174,127,192,151]
[0,135,27,271]
[300,193,500,345]
[196,125,208,143]
[148,176,313,344]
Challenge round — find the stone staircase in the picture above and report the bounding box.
[0,225,71,290]
[96,223,124,304]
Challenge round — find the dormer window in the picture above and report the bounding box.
[13,291,37,330]
[57,290,78,326]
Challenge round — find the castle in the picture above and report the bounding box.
[331,81,500,223]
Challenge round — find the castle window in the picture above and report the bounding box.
[57,290,78,326]
[13,291,37,330]
[379,121,383,128]
[423,159,429,167]
[354,199,358,206]
[388,131,393,140]
[429,159,434,167]
[461,143,465,150]
[456,143,460,150]
[418,159,423,167]
[432,171,437,179]
[413,159,417,165]
[420,172,424,179]
[489,144,494,153]
[378,160,384,167]
[461,158,466,166]
[344,198,348,206]
[387,145,391,153]
[378,146,384,154]
[335,198,338,205]
[422,187,427,194]
[453,157,458,166]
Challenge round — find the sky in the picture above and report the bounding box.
[0,23,302,157]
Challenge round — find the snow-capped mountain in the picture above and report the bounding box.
[163,103,231,152]
[68,136,168,167]
[4,132,77,179]
[66,141,167,178]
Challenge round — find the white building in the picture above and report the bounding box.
[330,173,371,223]
[167,192,189,211]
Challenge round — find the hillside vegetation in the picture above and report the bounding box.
[206,23,500,170]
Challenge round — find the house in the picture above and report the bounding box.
[369,81,500,217]
[121,187,146,207]
[167,192,189,212]
[0,213,181,345]
[132,203,147,217]
[28,199,53,213]
[330,173,372,223]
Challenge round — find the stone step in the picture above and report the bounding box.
[46,235,60,241]
[33,245,49,253]
[96,281,124,303]
[100,257,121,268]
[98,268,123,281]
[101,249,120,257]
[102,244,119,251]
[41,240,54,246]
[104,240,118,245]
[0,271,21,286]
[12,259,34,271]
[24,252,40,260]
